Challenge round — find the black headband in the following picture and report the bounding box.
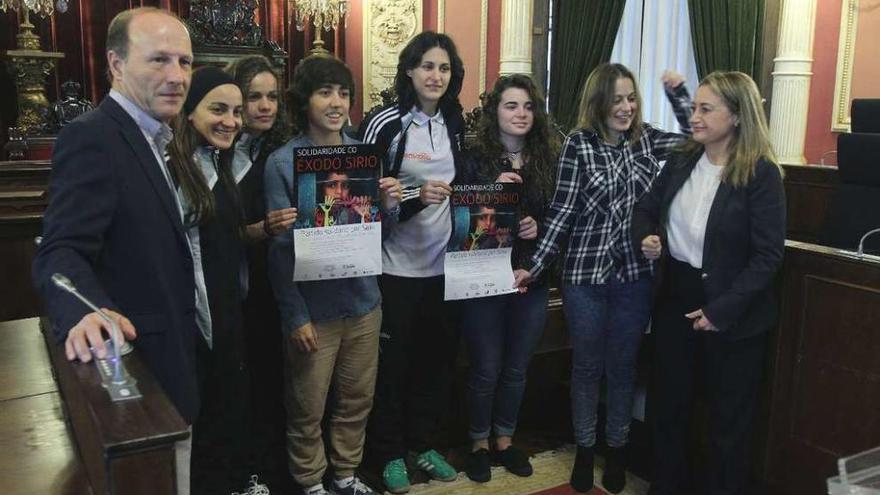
[184,66,236,115]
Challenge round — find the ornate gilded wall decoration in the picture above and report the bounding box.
[362,0,422,110]
[187,0,264,47]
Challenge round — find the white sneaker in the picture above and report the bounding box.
[232,474,270,495]
[330,476,375,495]
[304,483,329,495]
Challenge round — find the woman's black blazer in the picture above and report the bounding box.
[631,151,786,340]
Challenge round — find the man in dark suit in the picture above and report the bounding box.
[32,6,196,492]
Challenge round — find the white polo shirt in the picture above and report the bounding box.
[382,108,456,277]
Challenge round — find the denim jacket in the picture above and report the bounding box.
[264,133,395,333]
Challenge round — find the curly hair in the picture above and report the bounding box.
[287,55,355,135]
[226,55,290,159]
[393,31,465,116]
[473,74,560,192]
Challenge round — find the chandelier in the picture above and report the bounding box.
[289,0,349,54]
[0,0,71,17]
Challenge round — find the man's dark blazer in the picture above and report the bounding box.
[631,151,786,340]
[33,97,200,422]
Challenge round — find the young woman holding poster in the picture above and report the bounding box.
[166,66,250,494]
[631,71,784,495]
[514,63,692,493]
[359,31,470,494]
[264,55,400,495]
[460,74,560,483]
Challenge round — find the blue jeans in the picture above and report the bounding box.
[461,286,549,440]
[563,277,652,448]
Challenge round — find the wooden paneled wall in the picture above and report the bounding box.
[0,160,50,321]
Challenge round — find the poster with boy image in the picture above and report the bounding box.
[444,183,520,300]
[292,144,383,281]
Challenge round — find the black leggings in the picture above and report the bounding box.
[365,274,460,464]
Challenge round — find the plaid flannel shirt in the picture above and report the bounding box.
[526,84,692,285]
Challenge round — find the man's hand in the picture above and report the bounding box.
[419,181,452,205]
[641,235,662,260]
[291,321,319,352]
[65,309,137,362]
[379,177,402,210]
[685,309,719,332]
[518,216,538,240]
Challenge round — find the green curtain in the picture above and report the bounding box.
[688,0,766,85]
[549,0,626,132]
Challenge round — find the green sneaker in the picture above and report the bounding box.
[382,458,411,494]
[414,449,457,482]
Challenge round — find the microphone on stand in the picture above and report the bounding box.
[51,274,137,396]
[857,228,880,258]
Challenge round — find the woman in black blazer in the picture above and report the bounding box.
[631,71,785,495]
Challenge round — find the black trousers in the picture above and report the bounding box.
[650,259,766,495]
[366,274,460,464]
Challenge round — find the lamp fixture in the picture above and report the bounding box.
[289,0,349,55]
[2,0,67,135]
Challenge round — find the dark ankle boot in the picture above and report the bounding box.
[570,445,594,493]
[602,445,626,493]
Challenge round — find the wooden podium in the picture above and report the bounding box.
[39,316,189,495]
[760,241,880,494]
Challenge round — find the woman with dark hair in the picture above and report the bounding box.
[265,55,401,495]
[461,74,560,483]
[226,55,294,238]
[632,71,784,495]
[514,63,691,493]
[166,66,251,494]
[359,31,469,494]
[225,54,294,492]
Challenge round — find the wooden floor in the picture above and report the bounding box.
[0,318,91,494]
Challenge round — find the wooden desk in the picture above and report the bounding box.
[41,317,189,495]
[0,316,190,494]
[0,318,91,494]
[761,241,880,494]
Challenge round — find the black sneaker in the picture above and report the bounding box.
[465,448,491,483]
[493,446,533,477]
[570,445,594,493]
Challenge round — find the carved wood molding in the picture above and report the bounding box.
[831,0,858,132]
[362,0,423,110]
[187,0,265,47]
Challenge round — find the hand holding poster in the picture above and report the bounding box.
[292,144,383,281]
[444,182,520,300]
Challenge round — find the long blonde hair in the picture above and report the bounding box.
[682,71,782,187]
[576,63,644,143]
